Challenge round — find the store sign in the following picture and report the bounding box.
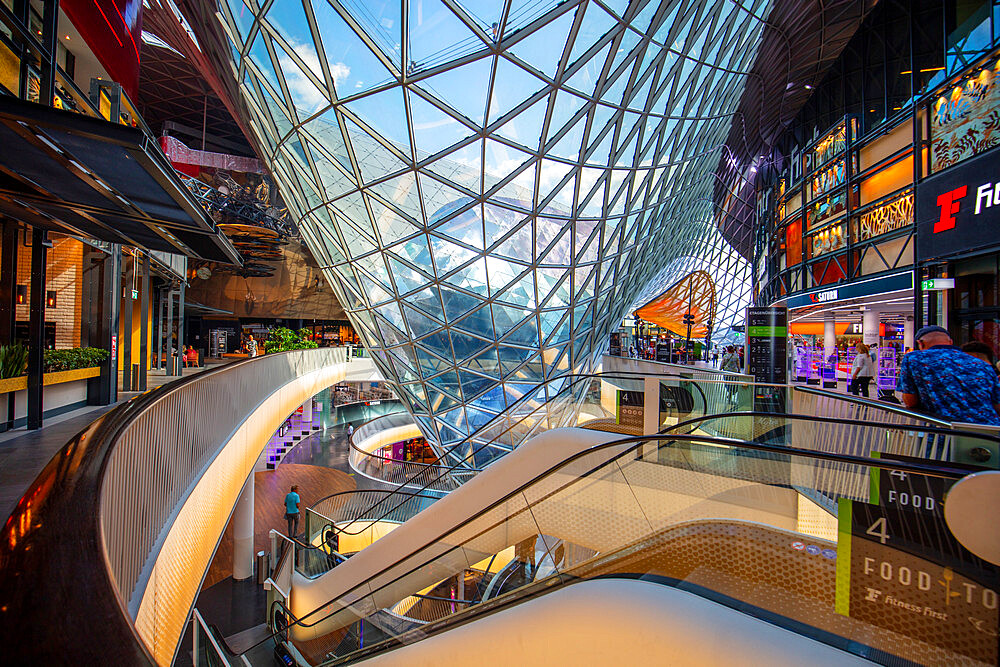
[916,145,1000,261]
[837,498,998,663]
[811,288,839,303]
[785,272,912,309]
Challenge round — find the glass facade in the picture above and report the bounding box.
[211,0,765,455]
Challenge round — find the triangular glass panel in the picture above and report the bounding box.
[408,0,484,70]
[419,174,477,228]
[342,117,410,184]
[443,257,489,296]
[492,222,534,261]
[496,271,536,309]
[309,0,396,95]
[451,330,491,360]
[368,171,423,220]
[494,94,548,150]
[435,203,485,250]
[421,55,494,126]
[454,303,495,339]
[503,316,540,347]
[566,1,618,66]
[344,87,412,157]
[545,89,587,147]
[336,0,402,67]
[408,89,476,160]
[487,57,548,126]
[304,109,353,170]
[403,302,443,338]
[507,8,574,79]
[388,254,431,295]
[426,139,483,195]
[439,285,481,323]
[547,112,587,161]
[564,41,611,97]
[429,234,478,274]
[368,197,420,246]
[468,346,500,376]
[392,233,434,268]
[458,369,497,402]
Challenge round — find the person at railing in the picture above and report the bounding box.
[324,529,342,569]
[284,485,301,538]
[961,341,1000,377]
[897,326,1000,425]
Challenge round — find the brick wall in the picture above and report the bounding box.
[14,234,83,349]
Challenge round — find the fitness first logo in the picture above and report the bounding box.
[857,556,998,628]
[934,180,1000,233]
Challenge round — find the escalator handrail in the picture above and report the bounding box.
[316,370,694,537]
[259,426,979,654]
[792,384,953,426]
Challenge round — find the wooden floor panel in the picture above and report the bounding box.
[205,463,356,587]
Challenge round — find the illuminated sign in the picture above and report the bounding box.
[916,144,1000,261]
[921,278,956,290]
[810,288,839,303]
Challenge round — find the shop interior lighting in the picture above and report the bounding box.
[15,285,26,305]
[46,291,56,308]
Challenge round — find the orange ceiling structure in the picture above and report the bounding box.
[634,270,716,338]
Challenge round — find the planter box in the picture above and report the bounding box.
[0,367,103,428]
[0,366,102,394]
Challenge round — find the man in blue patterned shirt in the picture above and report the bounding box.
[897,325,1000,425]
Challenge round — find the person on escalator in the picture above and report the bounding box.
[324,528,341,568]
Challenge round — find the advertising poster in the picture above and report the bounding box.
[836,496,998,663]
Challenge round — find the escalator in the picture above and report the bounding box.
[239,419,999,667]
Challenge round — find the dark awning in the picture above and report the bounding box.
[0,96,242,264]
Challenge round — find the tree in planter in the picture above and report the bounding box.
[264,327,318,354]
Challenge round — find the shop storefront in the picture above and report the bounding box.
[915,142,1000,350]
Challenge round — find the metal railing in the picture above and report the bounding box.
[348,413,466,492]
[100,347,348,621]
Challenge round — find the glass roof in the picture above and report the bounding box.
[215,0,765,455]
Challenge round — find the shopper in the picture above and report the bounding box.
[897,326,1000,425]
[848,343,875,397]
[711,346,719,367]
[721,345,740,372]
[324,528,341,569]
[284,485,301,538]
[246,334,258,358]
[961,341,1000,376]
[346,422,355,440]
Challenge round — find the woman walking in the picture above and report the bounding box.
[849,342,875,397]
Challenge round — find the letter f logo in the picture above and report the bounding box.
[934,186,967,233]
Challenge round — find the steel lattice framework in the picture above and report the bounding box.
[209,0,768,455]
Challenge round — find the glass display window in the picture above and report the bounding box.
[806,222,847,259]
[930,50,1000,172]
[852,189,913,243]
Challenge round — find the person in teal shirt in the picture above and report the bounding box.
[284,485,301,537]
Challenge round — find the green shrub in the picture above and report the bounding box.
[264,327,318,354]
[43,347,109,373]
[0,344,27,378]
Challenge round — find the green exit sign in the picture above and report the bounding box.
[921,278,955,290]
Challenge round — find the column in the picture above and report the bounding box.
[862,309,880,347]
[301,395,313,423]
[232,473,255,580]
[165,287,174,375]
[823,312,837,388]
[1,222,17,431]
[903,316,915,351]
[27,228,48,429]
[122,253,134,391]
[138,253,150,391]
[642,376,659,461]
